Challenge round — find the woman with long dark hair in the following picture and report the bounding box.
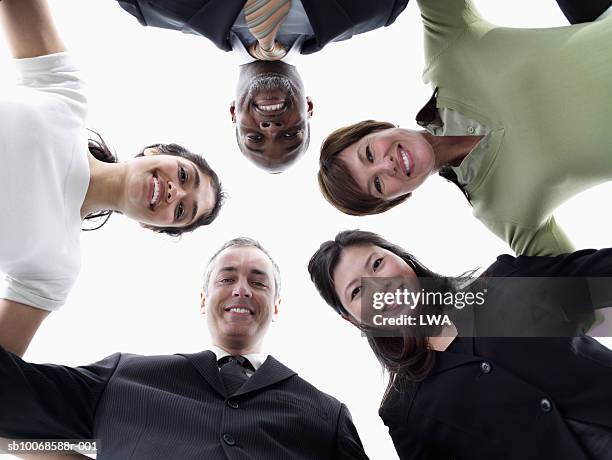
[317,0,612,258]
[308,229,612,459]
[0,0,225,357]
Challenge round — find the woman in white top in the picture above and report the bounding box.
[0,0,225,357]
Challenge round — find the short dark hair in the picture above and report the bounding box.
[137,143,225,236]
[318,121,411,215]
[308,230,475,389]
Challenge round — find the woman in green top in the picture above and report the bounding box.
[317,0,612,257]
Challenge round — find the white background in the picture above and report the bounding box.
[1,1,611,459]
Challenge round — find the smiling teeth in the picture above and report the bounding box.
[228,307,251,314]
[400,150,411,176]
[150,176,160,206]
[258,103,284,111]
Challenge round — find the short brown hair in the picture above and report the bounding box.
[318,120,411,216]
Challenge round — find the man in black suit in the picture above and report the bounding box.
[0,237,370,459]
[114,1,611,174]
[115,0,411,172]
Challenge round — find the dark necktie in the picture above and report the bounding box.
[218,355,253,395]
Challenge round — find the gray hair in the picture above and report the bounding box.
[203,237,281,300]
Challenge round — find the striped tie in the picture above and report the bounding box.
[243,0,291,61]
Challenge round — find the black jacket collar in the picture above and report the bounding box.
[179,351,297,398]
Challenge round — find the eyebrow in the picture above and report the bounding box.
[192,163,200,188]
[217,267,270,278]
[343,253,375,301]
[189,163,200,224]
[358,144,375,197]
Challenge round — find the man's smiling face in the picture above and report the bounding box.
[202,245,279,351]
[231,61,313,173]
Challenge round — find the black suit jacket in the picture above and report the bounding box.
[116,0,409,54]
[379,248,612,460]
[555,0,612,23]
[0,350,369,459]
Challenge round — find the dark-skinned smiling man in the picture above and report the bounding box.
[114,0,411,173]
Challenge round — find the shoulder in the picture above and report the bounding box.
[114,352,191,368]
[269,356,345,417]
[484,253,559,277]
[14,52,87,120]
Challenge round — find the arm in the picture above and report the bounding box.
[0,345,119,439]
[503,245,612,334]
[0,0,65,58]
[333,404,370,460]
[554,0,612,24]
[505,215,575,257]
[0,299,49,357]
[512,246,612,277]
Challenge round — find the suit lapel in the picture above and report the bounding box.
[233,355,297,397]
[179,350,227,398]
[183,0,246,51]
[299,0,353,54]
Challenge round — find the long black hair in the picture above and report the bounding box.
[308,230,475,400]
[82,131,117,231]
[83,133,225,234]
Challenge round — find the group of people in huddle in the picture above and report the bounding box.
[1,0,611,458]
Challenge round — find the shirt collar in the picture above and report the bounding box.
[209,344,268,371]
[230,32,304,65]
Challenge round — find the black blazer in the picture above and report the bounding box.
[116,0,409,54]
[379,247,612,460]
[555,0,612,23]
[0,350,369,459]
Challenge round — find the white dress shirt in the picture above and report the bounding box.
[209,345,268,377]
[230,0,314,64]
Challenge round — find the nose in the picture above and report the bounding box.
[259,120,285,132]
[165,181,186,203]
[376,153,396,176]
[232,279,252,298]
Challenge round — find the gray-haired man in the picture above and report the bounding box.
[0,238,369,459]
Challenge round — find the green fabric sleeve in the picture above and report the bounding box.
[416,0,483,66]
[503,215,576,257]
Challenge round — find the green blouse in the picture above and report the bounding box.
[417,0,612,256]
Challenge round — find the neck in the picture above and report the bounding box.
[81,153,126,219]
[421,131,483,171]
[214,339,263,357]
[427,323,458,352]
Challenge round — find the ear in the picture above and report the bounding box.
[229,102,236,123]
[200,290,206,315]
[272,297,281,319]
[306,96,314,118]
[142,147,159,156]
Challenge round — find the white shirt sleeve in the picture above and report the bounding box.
[14,52,87,121]
[1,52,89,312]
